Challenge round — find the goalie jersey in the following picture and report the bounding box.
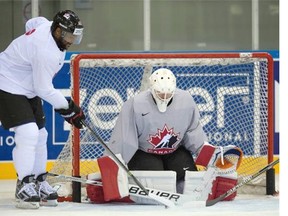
[109,88,208,163]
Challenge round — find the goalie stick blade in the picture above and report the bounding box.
[205,194,227,207]
[129,184,205,207]
[205,158,279,207]
[149,193,175,208]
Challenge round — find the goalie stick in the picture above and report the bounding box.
[206,158,279,207]
[49,159,278,207]
[47,172,205,207]
[79,120,175,208]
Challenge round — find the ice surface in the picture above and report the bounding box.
[0,179,280,216]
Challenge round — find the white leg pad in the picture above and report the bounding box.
[183,167,217,201]
[129,171,176,205]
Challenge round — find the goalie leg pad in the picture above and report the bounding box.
[86,184,105,203]
[97,155,129,201]
[86,182,132,204]
[208,174,238,201]
[128,170,177,205]
[183,167,216,201]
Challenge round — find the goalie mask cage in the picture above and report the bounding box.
[50,52,275,202]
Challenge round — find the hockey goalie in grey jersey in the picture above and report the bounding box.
[109,68,207,178]
[86,68,243,204]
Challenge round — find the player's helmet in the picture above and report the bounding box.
[149,68,176,112]
[51,10,84,51]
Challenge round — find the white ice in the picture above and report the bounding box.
[0,179,280,216]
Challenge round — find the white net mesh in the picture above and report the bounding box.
[49,53,274,198]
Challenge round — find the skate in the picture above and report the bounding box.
[15,175,40,209]
[36,172,58,206]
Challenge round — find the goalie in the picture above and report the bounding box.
[86,68,243,204]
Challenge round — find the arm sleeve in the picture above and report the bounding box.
[109,98,139,164]
[31,50,68,109]
[182,98,208,154]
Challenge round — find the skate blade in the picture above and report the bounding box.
[15,200,40,209]
[40,199,58,207]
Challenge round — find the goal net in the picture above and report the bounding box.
[49,52,275,201]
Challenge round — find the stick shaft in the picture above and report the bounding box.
[81,120,148,192]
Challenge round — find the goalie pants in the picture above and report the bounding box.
[0,90,45,129]
[128,146,197,181]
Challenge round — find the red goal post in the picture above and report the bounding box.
[51,52,275,201]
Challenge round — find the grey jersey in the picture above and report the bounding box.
[109,88,207,163]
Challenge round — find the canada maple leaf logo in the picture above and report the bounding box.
[147,124,180,154]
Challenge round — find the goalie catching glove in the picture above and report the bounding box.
[195,143,243,171]
[55,99,85,129]
[195,143,243,201]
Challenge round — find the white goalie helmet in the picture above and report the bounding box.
[149,68,176,112]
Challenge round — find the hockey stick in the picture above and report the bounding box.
[47,172,205,207]
[206,158,279,207]
[79,119,175,208]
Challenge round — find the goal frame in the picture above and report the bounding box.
[70,52,274,202]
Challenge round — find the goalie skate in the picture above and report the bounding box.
[15,175,40,209]
[36,172,58,207]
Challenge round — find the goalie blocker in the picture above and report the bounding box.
[86,144,242,204]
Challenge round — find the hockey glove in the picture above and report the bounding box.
[55,99,85,129]
[195,143,243,171]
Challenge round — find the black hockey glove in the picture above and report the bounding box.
[55,99,85,129]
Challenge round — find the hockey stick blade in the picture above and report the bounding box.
[206,158,279,207]
[48,172,204,207]
[79,120,175,208]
